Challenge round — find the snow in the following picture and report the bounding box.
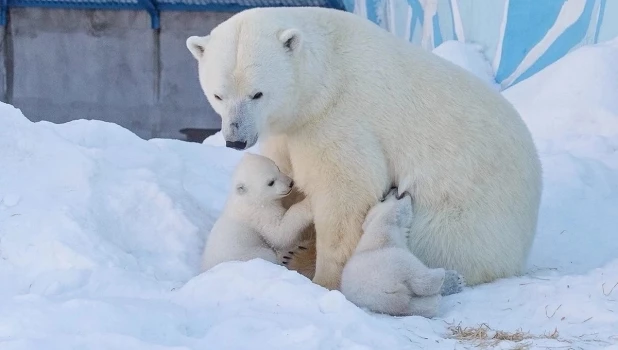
[432,40,501,91]
[2,39,618,349]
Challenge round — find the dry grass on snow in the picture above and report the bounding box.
[447,323,561,349]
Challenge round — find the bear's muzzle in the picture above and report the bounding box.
[226,140,248,150]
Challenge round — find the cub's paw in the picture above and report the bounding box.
[440,270,466,296]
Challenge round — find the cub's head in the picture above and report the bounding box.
[232,153,294,202]
[362,188,413,246]
[186,11,306,151]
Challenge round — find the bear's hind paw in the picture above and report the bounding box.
[440,270,466,296]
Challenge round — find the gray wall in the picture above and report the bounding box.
[0,8,233,140]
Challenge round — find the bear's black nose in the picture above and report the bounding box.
[289,181,294,188]
[226,141,247,150]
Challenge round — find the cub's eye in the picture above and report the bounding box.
[214,94,222,101]
[252,92,263,100]
[268,180,275,187]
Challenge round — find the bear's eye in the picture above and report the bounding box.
[252,92,263,100]
[214,94,222,101]
[267,180,275,187]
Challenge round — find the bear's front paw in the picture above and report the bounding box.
[280,249,298,266]
[440,270,466,296]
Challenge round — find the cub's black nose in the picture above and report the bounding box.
[226,141,247,150]
[289,180,294,188]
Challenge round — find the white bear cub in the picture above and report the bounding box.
[201,153,313,272]
[341,189,460,317]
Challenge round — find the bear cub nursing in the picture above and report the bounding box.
[201,152,313,272]
[340,189,465,317]
[200,152,464,318]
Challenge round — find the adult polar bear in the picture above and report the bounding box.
[186,7,542,290]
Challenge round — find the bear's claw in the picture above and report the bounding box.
[281,252,294,266]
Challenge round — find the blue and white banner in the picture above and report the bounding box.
[348,0,617,88]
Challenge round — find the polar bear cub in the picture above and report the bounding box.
[201,152,313,272]
[341,189,463,317]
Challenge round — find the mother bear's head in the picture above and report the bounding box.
[185,9,318,150]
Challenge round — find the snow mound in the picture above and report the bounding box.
[0,108,243,292]
[503,38,618,278]
[504,37,618,170]
[202,130,225,147]
[1,38,618,349]
[432,40,500,91]
[0,103,450,349]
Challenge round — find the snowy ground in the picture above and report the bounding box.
[1,39,617,350]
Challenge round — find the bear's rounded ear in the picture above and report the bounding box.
[236,183,247,195]
[278,29,302,53]
[186,35,210,60]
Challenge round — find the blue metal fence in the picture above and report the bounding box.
[0,0,346,28]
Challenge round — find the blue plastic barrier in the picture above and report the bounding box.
[0,0,346,28]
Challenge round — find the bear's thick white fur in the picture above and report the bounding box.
[201,153,312,272]
[341,190,447,317]
[186,7,543,289]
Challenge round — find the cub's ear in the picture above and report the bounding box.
[236,183,247,195]
[186,35,210,60]
[278,29,302,53]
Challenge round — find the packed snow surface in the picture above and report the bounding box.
[1,39,618,349]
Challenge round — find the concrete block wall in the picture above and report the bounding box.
[0,8,234,140]
[5,2,617,140]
